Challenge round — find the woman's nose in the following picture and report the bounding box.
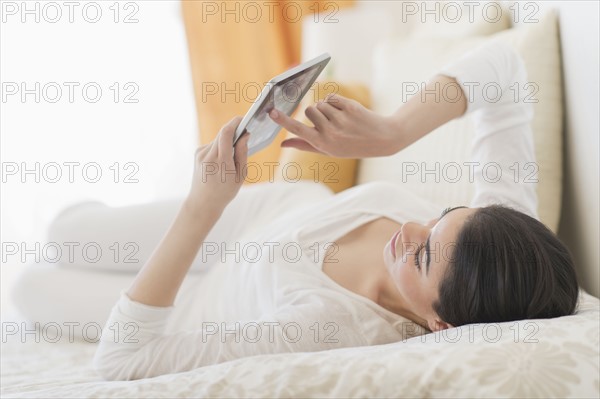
[400,222,430,247]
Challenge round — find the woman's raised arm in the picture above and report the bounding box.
[270,41,538,218]
[269,74,467,158]
[438,41,538,218]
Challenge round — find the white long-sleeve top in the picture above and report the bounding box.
[93,40,538,381]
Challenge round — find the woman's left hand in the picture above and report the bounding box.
[186,116,250,214]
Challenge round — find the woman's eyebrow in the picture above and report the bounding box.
[425,206,467,275]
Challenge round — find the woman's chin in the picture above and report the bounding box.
[382,243,399,276]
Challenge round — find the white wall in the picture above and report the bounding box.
[0,1,197,313]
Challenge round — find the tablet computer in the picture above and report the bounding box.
[233,52,331,156]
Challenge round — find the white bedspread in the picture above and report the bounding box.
[2,290,599,398]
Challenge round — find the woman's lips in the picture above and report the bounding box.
[390,230,401,259]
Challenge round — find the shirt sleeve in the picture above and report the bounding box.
[93,290,363,381]
[437,40,539,219]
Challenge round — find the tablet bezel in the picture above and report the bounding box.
[232,52,331,156]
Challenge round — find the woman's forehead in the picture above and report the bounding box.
[430,208,477,264]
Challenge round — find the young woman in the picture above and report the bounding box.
[93,41,579,380]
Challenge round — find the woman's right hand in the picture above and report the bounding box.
[270,75,467,160]
[186,116,250,215]
[269,93,403,158]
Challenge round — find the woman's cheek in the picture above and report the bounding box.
[396,261,420,299]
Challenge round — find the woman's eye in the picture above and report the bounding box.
[415,243,424,269]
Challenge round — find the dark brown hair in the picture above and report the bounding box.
[433,205,579,326]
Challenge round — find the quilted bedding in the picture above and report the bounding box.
[2,290,598,398]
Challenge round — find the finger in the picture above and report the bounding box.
[269,108,320,143]
[316,101,341,121]
[304,105,329,131]
[218,116,243,161]
[280,138,325,154]
[234,132,250,180]
[324,93,352,111]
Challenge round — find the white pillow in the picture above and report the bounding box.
[358,10,563,232]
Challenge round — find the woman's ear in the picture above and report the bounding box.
[428,318,454,332]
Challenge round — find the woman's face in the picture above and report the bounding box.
[382,206,477,331]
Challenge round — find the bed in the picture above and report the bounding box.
[2,288,599,397]
[3,1,599,398]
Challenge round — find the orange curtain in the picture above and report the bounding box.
[181,0,354,182]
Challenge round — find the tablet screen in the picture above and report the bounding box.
[234,56,328,156]
[245,64,320,150]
